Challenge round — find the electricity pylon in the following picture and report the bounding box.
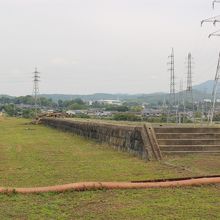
[210,52,220,123]
[167,48,176,123]
[202,1,220,123]
[201,1,220,37]
[33,67,40,118]
[213,0,220,9]
[185,53,195,123]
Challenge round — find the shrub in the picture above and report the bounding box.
[112,113,142,121]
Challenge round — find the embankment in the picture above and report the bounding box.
[41,118,162,161]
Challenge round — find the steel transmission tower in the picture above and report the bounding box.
[167,48,176,122]
[186,53,193,92]
[33,67,40,117]
[201,1,220,37]
[202,1,220,123]
[169,48,175,104]
[185,53,195,122]
[210,52,220,123]
[213,0,220,9]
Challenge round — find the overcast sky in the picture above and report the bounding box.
[0,0,220,96]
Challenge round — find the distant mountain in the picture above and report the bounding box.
[0,95,13,98]
[39,80,215,103]
[129,90,211,104]
[40,90,211,104]
[193,80,214,94]
[0,80,215,104]
[40,93,145,102]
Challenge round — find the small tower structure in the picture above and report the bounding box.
[33,67,40,117]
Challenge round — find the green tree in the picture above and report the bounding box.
[112,113,142,121]
[22,109,35,118]
[105,105,129,112]
[3,104,18,116]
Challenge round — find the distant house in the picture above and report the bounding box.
[203,99,212,103]
[142,109,162,117]
[97,100,123,106]
[66,110,87,116]
[96,111,112,117]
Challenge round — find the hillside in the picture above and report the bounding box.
[193,80,214,94]
[0,80,216,104]
[40,90,211,104]
[40,93,143,102]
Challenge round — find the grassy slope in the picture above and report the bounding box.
[0,117,219,219]
[0,118,192,187]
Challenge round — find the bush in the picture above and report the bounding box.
[71,114,91,119]
[105,105,129,112]
[22,109,35,118]
[112,113,142,121]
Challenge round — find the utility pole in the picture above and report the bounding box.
[185,53,195,123]
[167,48,176,122]
[210,52,220,123]
[33,67,40,118]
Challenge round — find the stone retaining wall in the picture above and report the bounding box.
[41,118,153,160]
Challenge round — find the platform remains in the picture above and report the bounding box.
[41,117,220,158]
[155,126,220,154]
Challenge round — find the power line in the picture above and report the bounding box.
[208,29,220,38]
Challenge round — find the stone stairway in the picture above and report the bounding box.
[154,127,220,154]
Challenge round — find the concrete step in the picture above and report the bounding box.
[158,139,220,145]
[160,145,220,151]
[154,127,220,134]
[162,151,220,154]
[156,133,220,139]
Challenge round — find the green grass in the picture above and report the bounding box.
[0,117,219,219]
[1,187,220,220]
[0,117,193,187]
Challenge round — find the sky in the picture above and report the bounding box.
[0,0,220,96]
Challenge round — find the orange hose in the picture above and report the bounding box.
[1,177,220,194]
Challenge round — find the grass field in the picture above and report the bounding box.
[68,117,220,127]
[0,117,220,219]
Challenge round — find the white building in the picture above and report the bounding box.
[97,99,123,106]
